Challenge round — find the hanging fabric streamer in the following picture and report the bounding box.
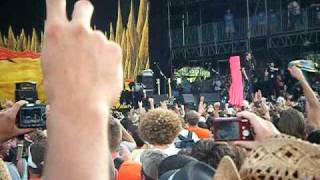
[228,56,244,107]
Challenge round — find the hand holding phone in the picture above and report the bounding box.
[213,117,254,141]
[232,111,281,150]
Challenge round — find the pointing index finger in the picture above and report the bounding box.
[46,0,67,23]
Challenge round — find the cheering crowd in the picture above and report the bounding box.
[0,0,320,180]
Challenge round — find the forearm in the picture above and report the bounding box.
[241,68,248,79]
[306,102,320,128]
[0,113,7,143]
[149,104,155,110]
[138,106,146,114]
[44,104,110,180]
[300,78,320,108]
[121,126,136,145]
[300,79,320,128]
[198,102,204,114]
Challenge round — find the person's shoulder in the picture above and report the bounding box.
[179,128,189,136]
[199,127,210,132]
[179,129,199,140]
[118,160,142,180]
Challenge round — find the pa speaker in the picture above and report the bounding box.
[153,94,169,106]
[137,69,154,89]
[199,93,220,103]
[145,89,154,97]
[182,94,196,104]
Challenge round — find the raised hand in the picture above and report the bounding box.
[288,66,305,82]
[0,101,33,143]
[42,0,123,107]
[233,111,280,150]
[42,1,123,179]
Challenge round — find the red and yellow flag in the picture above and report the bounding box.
[0,48,45,104]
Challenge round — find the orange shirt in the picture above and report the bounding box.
[187,126,210,139]
[117,160,141,180]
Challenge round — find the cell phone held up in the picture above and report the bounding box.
[213,117,254,141]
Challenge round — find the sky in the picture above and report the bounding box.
[0,0,136,35]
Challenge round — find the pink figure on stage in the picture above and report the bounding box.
[228,56,244,107]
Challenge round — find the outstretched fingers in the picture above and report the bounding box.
[71,0,94,29]
[46,0,67,23]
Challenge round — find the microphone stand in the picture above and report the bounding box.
[155,63,168,80]
[154,63,167,95]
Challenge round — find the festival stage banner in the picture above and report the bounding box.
[228,56,243,107]
[0,48,45,104]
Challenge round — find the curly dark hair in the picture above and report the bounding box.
[191,140,245,170]
[139,109,182,145]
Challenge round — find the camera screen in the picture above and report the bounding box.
[18,105,46,129]
[20,107,44,123]
[215,121,240,141]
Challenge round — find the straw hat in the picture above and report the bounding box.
[214,156,240,180]
[214,134,320,180]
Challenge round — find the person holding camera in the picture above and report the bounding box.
[2,1,320,180]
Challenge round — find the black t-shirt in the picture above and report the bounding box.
[268,66,277,80]
[241,59,255,78]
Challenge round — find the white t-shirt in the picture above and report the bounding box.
[173,129,200,144]
[153,144,180,156]
[133,144,180,163]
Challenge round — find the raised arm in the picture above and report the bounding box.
[42,0,123,180]
[198,96,205,114]
[119,122,136,146]
[288,66,320,128]
[148,98,155,110]
[241,68,248,81]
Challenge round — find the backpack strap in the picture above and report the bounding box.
[178,134,186,141]
[114,157,124,170]
[187,131,193,139]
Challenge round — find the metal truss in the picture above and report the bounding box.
[172,40,248,61]
[268,30,320,49]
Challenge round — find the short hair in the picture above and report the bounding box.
[185,111,200,126]
[191,140,245,170]
[140,149,167,180]
[278,108,306,139]
[29,141,47,176]
[307,130,320,144]
[139,109,182,145]
[108,117,122,153]
[127,125,145,148]
[28,130,47,143]
[158,155,198,177]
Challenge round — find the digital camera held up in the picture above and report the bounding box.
[15,82,46,129]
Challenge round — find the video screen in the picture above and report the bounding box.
[215,121,240,141]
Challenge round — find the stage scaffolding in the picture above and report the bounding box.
[167,0,320,72]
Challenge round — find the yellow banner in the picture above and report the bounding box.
[0,57,45,105]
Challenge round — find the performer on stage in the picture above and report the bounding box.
[267,62,279,97]
[241,52,256,101]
